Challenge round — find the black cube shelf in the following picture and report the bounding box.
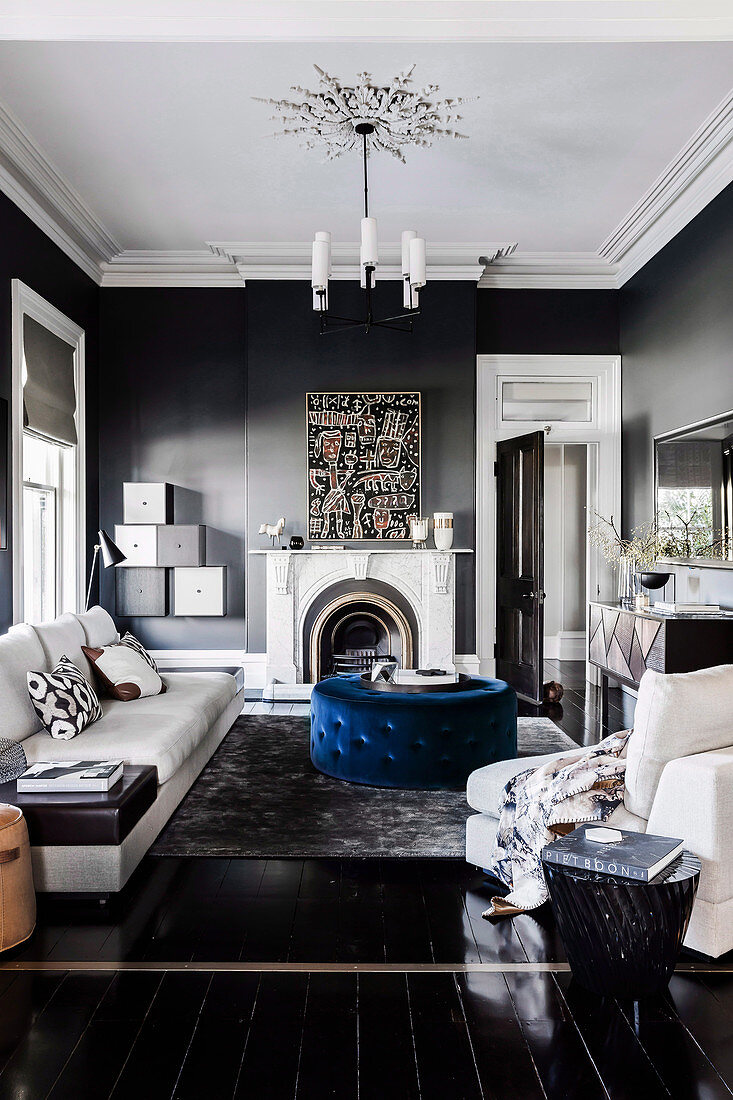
[116,567,168,617]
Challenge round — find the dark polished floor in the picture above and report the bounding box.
[0,663,729,1099]
[522,657,636,747]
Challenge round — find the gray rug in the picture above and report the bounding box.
[152,715,576,858]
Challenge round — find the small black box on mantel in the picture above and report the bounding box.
[115,567,168,617]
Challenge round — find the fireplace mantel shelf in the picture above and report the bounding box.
[249,548,473,554]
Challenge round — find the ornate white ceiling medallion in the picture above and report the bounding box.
[256,65,470,162]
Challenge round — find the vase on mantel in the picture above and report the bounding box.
[617,556,637,609]
[433,512,454,551]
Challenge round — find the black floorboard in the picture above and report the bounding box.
[1,662,730,1098]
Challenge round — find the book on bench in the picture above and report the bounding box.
[542,825,684,882]
[17,761,124,793]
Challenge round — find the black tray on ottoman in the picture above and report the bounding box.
[0,765,157,847]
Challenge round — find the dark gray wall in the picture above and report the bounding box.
[98,281,620,658]
[246,280,477,653]
[99,288,246,648]
[620,181,733,606]
[0,191,100,633]
[477,289,619,354]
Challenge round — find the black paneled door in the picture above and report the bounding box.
[495,431,545,703]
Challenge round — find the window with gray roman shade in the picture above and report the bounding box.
[22,315,77,447]
[657,440,720,489]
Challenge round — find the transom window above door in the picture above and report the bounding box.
[500,380,595,425]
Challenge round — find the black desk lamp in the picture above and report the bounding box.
[85,529,126,611]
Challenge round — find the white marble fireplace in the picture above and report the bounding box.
[250,548,472,686]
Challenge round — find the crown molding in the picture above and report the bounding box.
[478,252,619,289]
[100,249,241,287]
[1,70,732,293]
[0,101,118,284]
[2,1,732,43]
[208,241,518,283]
[101,244,620,288]
[599,89,733,286]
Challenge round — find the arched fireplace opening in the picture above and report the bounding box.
[302,579,418,682]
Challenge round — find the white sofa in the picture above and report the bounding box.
[466,663,733,958]
[0,606,243,894]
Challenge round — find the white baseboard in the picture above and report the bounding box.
[264,682,313,701]
[478,655,496,679]
[150,649,247,666]
[150,649,268,687]
[544,631,586,661]
[455,653,481,676]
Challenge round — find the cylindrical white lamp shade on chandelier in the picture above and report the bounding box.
[310,121,427,334]
[311,219,426,318]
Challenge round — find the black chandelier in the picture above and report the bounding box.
[310,123,426,335]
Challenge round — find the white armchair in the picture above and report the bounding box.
[466,663,733,958]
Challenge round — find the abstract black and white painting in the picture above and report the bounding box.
[306,392,421,540]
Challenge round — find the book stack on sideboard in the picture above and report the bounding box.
[115,482,226,617]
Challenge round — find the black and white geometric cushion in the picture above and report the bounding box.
[27,656,104,740]
[120,632,159,673]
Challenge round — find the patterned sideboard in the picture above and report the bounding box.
[588,602,733,724]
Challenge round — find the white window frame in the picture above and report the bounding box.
[476,354,621,683]
[11,280,86,623]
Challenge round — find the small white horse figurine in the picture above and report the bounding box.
[259,517,286,546]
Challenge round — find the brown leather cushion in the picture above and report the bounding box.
[82,643,166,702]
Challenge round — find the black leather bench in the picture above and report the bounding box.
[0,766,157,847]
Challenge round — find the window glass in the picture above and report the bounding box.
[23,483,56,623]
[22,432,76,620]
[502,381,593,422]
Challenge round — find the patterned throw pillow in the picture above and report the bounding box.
[27,656,103,740]
[120,632,159,673]
[82,642,165,702]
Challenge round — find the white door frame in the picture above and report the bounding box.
[476,354,621,682]
[11,280,86,623]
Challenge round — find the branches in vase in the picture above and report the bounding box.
[587,513,659,568]
[589,511,727,565]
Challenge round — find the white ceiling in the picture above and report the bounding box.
[0,40,731,260]
[3,1,733,44]
[0,24,731,288]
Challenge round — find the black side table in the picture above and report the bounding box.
[543,851,701,997]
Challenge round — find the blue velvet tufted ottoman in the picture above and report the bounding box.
[310,675,517,789]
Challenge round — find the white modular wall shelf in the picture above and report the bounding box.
[123,482,173,524]
[114,524,158,567]
[173,566,226,617]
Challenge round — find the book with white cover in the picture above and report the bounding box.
[17,761,124,793]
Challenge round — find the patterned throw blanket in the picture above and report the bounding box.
[483,730,631,919]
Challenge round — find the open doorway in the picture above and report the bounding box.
[544,443,588,662]
[476,355,621,685]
